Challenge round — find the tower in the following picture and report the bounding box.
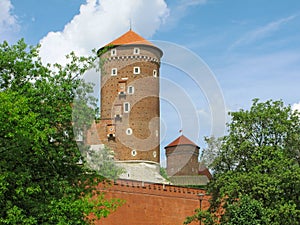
[165,135,200,176]
[95,30,164,182]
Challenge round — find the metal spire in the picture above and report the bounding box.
[129,18,132,30]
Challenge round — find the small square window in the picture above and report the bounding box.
[133,67,140,74]
[111,68,117,76]
[133,48,140,54]
[111,49,117,56]
[153,70,157,77]
[127,86,134,94]
[124,102,130,113]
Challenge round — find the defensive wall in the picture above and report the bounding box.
[95,179,210,225]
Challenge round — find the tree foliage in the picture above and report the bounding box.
[159,167,170,181]
[220,194,268,225]
[184,208,216,225]
[185,99,300,224]
[200,136,223,168]
[0,40,122,224]
[85,145,125,180]
[209,99,300,224]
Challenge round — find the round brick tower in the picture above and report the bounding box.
[165,135,200,177]
[96,30,165,182]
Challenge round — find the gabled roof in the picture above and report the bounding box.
[105,30,154,47]
[165,135,199,148]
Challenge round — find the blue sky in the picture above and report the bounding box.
[1,0,300,165]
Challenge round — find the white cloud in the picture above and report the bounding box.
[39,0,169,65]
[178,0,207,9]
[230,14,298,49]
[292,102,300,112]
[0,0,19,42]
[162,0,207,30]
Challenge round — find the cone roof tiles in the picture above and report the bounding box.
[165,135,199,148]
[105,30,154,47]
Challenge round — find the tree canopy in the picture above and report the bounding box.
[0,40,122,224]
[85,145,125,180]
[185,99,300,225]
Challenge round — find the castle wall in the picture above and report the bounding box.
[95,179,210,225]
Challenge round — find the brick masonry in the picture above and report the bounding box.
[166,145,200,176]
[95,179,210,225]
[90,44,162,163]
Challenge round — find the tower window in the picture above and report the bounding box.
[106,124,115,138]
[111,68,117,76]
[75,130,83,142]
[126,128,133,135]
[124,102,130,113]
[111,49,117,56]
[118,81,126,95]
[114,104,122,118]
[153,70,157,77]
[133,67,140,74]
[133,47,140,54]
[127,86,134,94]
[153,151,157,158]
[131,150,137,156]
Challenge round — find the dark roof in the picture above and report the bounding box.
[165,135,199,148]
[199,162,213,180]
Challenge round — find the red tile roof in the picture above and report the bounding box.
[165,135,199,148]
[199,162,213,180]
[105,30,154,47]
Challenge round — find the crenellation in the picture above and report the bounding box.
[97,179,208,200]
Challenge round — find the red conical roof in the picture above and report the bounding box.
[105,30,154,47]
[165,135,199,148]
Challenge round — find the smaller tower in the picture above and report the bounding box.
[165,135,200,176]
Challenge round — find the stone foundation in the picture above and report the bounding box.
[116,160,168,184]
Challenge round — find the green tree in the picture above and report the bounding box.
[159,167,170,181]
[185,99,300,224]
[200,136,223,168]
[220,194,268,225]
[210,99,300,225]
[85,145,125,180]
[184,208,216,225]
[0,40,122,224]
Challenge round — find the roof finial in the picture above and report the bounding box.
[129,18,132,31]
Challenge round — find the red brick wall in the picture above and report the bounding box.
[95,180,210,225]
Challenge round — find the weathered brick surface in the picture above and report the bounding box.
[88,44,161,163]
[95,180,210,225]
[166,145,200,176]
